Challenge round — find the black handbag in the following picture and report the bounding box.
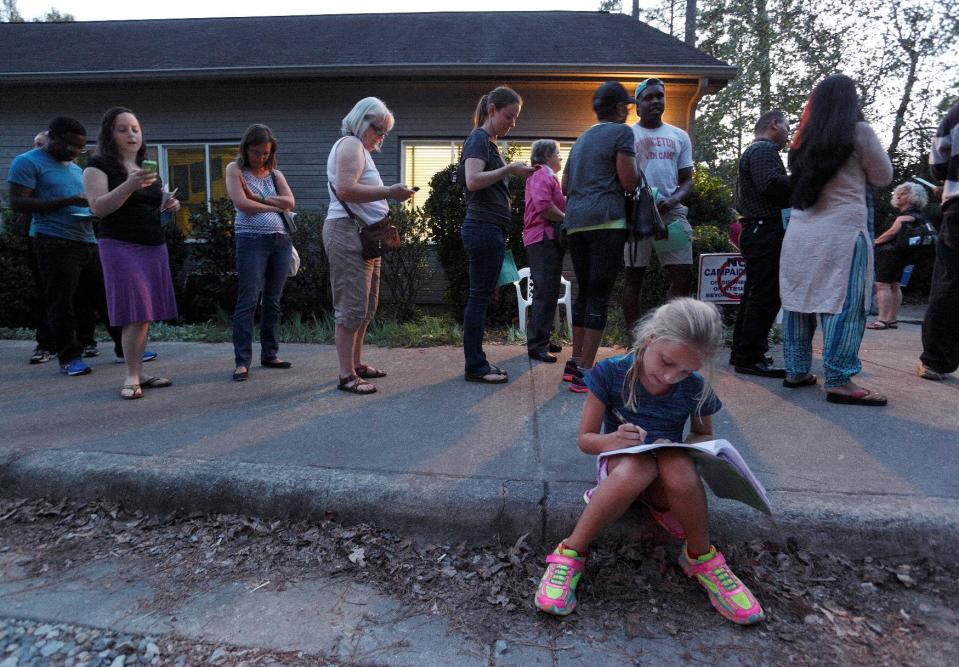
[624,169,668,262]
[329,184,401,260]
[896,210,937,251]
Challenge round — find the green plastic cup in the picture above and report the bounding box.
[142,160,158,173]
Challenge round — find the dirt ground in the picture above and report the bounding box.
[1,496,956,666]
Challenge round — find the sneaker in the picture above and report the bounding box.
[82,344,100,358]
[29,347,55,365]
[916,362,945,381]
[562,359,579,383]
[569,373,589,393]
[59,359,92,376]
[679,544,765,625]
[535,544,586,616]
[115,350,158,364]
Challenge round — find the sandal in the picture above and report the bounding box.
[338,374,377,394]
[354,364,387,379]
[120,384,143,400]
[826,387,887,406]
[782,373,817,388]
[261,358,292,369]
[464,370,508,384]
[232,368,249,382]
[140,376,172,389]
[866,320,897,330]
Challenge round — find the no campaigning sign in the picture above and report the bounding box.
[698,253,746,303]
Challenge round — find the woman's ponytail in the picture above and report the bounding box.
[472,87,523,129]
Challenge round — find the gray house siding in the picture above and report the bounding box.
[2,78,701,212]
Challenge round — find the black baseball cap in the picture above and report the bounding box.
[592,81,636,107]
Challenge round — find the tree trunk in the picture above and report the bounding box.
[888,49,919,159]
[754,0,772,112]
[685,0,697,45]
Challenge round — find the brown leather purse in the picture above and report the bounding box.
[329,184,400,260]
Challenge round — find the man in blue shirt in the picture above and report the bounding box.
[7,117,119,376]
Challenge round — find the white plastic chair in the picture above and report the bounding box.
[512,266,573,336]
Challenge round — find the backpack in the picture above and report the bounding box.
[896,209,937,251]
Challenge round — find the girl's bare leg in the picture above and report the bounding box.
[656,449,710,555]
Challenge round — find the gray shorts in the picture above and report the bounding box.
[623,204,693,268]
[322,217,381,330]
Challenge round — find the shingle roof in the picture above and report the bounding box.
[0,11,734,82]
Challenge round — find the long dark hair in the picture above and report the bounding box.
[788,74,864,210]
[95,107,146,167]
[236,124,278,171]
[473,86,522,129]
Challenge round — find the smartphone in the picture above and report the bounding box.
[412,186,420,192]
[142,160,158,173]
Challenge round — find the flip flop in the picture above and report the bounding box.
[465,370,508,384]
[355,364,387,379]
[783,373,817,388]
[120,384,143,400]
[140,376,172,389]
[338,374,377,394]
[826,388,887,406]
[866,320,897,330]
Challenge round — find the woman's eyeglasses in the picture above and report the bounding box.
[369,123,389,137]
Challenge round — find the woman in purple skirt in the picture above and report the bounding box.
[84,107,179,400]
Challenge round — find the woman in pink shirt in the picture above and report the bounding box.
[523,139,567,362]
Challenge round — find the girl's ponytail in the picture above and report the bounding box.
[473,86,523,129]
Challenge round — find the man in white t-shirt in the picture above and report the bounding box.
[622,78,695,330]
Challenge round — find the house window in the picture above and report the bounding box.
[401,140,572,209]
[160,143,238,229]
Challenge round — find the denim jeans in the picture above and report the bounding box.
[232,233,293,368]
[920,207,959,374]
[525,237,565,354]
[33,234,121,364]
[461,220,505,374]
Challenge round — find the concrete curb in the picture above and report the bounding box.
[3,449,957,562]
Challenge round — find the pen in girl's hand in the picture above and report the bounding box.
[610,407,628,425]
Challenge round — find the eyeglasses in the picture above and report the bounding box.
[369,123,389,137]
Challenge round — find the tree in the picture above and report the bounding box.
[1,0,74,22]
[1,0,23,21]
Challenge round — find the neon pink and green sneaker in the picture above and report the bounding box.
[679,544,765,625]
[535,544,585,616]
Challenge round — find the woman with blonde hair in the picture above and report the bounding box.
[325,97,415,394]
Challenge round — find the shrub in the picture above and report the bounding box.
[380,204,434,319]
[0,206,36,328]
[687,168,734,230]
[178,198,237,322]
[283,207,332,319]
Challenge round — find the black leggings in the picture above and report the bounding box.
[568,228,626,331]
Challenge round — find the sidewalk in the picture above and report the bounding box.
[1,303,957,560]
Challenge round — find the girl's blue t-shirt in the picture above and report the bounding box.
[583,352,722,443]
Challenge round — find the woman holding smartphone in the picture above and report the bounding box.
[460,86,534,384]
[84,107,179,400]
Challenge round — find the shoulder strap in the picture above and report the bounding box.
[329,182,360,222]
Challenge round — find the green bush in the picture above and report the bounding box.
[380,204,434,319]
[0,207,36,328]
[687,168,734,230]
[178,198,237,322]
[283,207,332,319]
